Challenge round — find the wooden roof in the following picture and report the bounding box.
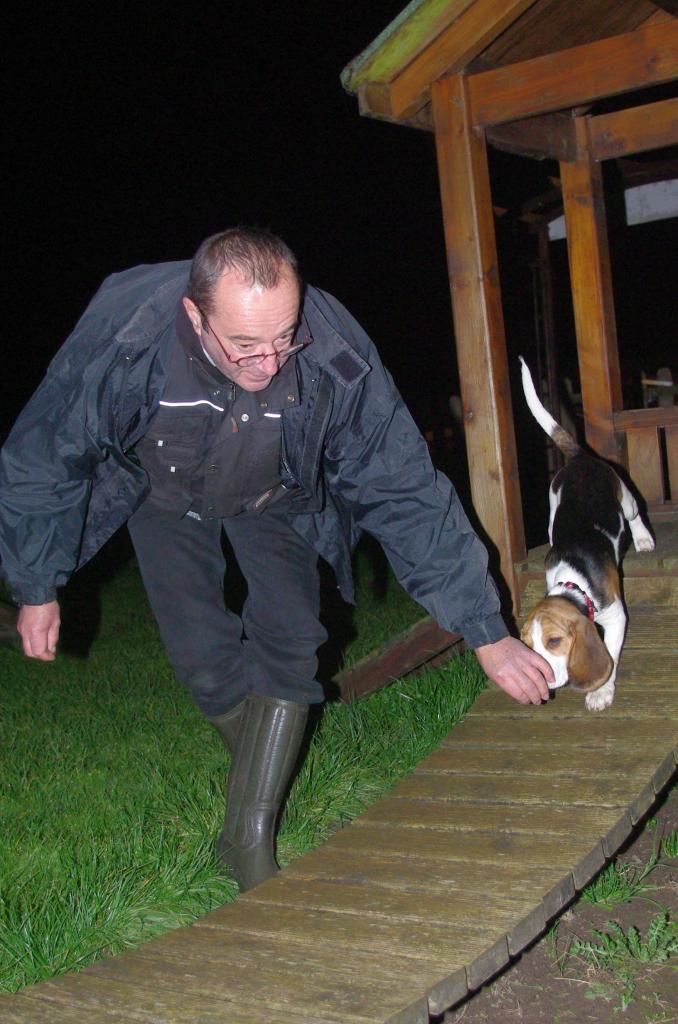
[341,0,677,131]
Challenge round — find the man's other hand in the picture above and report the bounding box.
[475,635,552,705]
[17,601,61,661]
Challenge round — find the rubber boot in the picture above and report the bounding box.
[217,693,308,892]
[208,698,248,756]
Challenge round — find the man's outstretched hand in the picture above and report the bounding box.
[17,601,61,661]
[474,635,552,705]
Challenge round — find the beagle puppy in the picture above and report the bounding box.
[518,357,655,711]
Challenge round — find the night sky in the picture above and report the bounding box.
[6,3,453,432]
[6,2,675,468]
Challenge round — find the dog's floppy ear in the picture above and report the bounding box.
[567,617,612,692]
[519,612,536,648]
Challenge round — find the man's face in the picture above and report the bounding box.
[183,267,301,392]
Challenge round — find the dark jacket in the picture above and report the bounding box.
[0,262,507,648]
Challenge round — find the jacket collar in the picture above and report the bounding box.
[300,287,370,389]
[115,270,189,346]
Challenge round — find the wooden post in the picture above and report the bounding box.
[559,116,623,461]
[431,73,526,613]
[536,222,561,432]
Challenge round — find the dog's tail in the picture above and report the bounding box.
[519,356,580,459]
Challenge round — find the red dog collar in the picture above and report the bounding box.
[557,580,597,620]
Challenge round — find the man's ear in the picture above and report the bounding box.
[182,297,202,336]
[567,617,612,692]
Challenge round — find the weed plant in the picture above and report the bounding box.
[580,854,658,909]
[570,912,678,970]
[0,539,485,991]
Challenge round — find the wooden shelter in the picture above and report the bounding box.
[342,0,678,610]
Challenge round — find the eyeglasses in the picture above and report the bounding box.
[197,307,309,368]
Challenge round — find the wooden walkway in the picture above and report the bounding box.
[2,523,676,1024]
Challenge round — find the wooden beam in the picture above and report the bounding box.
[559,117,623,462]
[343,0,478,92]
[486,111,577,161]
[618,156,678,187]
[357,83,434,132]
[613,407,678,431]
[468,21,678,127]
[356,95,579,160]
[388,0,539,120]
[589,96,678,161]
[431,74,526,612]
[334,616,464,702]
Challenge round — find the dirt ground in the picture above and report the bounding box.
[440,783,678,1024]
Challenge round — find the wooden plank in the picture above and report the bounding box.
[440,716,678,750]
[334,616,462,702]
[13,976,307,1024]
[82,945,425,1024]
[313,826,601,918]
[242,872,536,935]
[616,651,678,678]
[590,96,678,160]
[624,610,678,646]
[355,796,626,840]
[560,116,623,462]
[432,73,526,607]
[466,684,676,718]
[125,928,442,1024]
[613,406,678,430]
[626,426,665,505]
[128,925,445,989]
[196,898,472,967]
[467,20,678,127]
[486,111,577,161]
[386,1000,429,1024]
[283,843,576,937]
[601,811,635,857]
[196,898,490,1009]
[322,818,600,869]
[481,0,667,67]
[393,771,646,808]
[667,423,678,503]
[0,993,93,1024]
[465,936,510,992]
[284,843,566,900]
[388,0,538,119]
[420,742,672,777]
[653,752,678,793]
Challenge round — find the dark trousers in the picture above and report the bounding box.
[127,503,327,716]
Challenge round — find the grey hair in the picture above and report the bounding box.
[186,226,301,316]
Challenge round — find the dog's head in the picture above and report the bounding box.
[520,597,613,692]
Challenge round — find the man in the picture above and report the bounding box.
[0,228,551,891]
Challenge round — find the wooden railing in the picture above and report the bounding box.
[613,407,678,512]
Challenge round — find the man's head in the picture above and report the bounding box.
[183,227,303,392]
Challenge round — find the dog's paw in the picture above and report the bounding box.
[585,682,615,711]
[630,520,655,552]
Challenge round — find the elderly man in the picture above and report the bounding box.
[0,227,551,891]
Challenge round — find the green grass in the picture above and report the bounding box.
[579,819,678,911]
[553,809,678,1015]
[661,830,678,860]
[579,853,659,910]
[0,538,485,992]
